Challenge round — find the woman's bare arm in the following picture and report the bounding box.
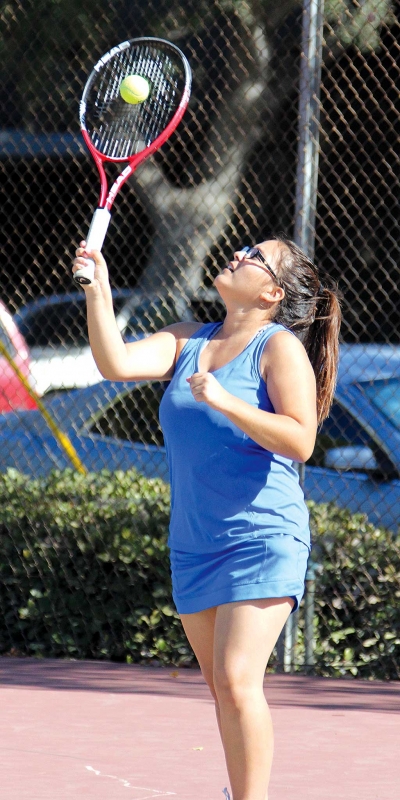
[72,244,200,381]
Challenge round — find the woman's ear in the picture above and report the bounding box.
[260,285,285,305]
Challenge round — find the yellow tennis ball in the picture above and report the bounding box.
[119,75,150,104]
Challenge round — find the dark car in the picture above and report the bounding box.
[304,345,400,532]
[14,289,224,394]
[0,344,398,532]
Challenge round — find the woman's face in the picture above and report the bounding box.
[214,239,284,309]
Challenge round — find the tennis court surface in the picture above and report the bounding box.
[1,657,399,800]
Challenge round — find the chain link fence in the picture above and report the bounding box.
[0,0,399,678]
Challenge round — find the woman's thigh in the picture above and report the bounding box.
[180,596,293,697]
[213,597,294,696]
[180,606,218,696]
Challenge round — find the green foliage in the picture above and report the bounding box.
[307,500,400,680]
[0,0,254,129]
[0,468,193,665]
[325,0,395,52]
[1,0,393,130]
[0,469,399,679]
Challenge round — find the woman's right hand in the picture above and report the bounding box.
[72,241,110,291]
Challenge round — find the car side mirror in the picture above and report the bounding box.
[324,446,378,471]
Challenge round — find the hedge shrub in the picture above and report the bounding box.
[308,501,400,680]
[0,468,191,665]
[0,469,399,678]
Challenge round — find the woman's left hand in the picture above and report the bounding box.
[186,372,229,410]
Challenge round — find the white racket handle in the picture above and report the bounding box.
[73,208,111,286]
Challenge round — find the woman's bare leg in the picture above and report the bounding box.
[213,597,294,800]
[180,598,293,800]
[179,606,224,738]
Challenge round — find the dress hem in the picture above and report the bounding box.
[173,577,305,615]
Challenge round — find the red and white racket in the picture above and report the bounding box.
[74,37,192,286]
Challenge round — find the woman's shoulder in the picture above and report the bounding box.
[264,326,306,353]
[260,325,310,372]
[163,321,219,361]
[163,321,204,338]
[163,320,220,341]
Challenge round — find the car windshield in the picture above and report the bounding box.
[17,297,128,348]
[361,379,400,434]
[89,383,165,445]
[124,299,179,336]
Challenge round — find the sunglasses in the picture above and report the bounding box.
[237,245,278,282]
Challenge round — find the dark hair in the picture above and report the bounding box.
[271,233,342,424]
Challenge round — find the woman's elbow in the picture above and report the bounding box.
[292,431,316,463]
[300,439,316,463]
[97,364,126,381]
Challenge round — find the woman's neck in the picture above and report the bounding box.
[218,310,274,340]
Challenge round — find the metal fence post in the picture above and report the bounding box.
[304,561,317,670]
[295,0,325,493]
[276,607,299,673]
[294,0,325,259]
[279,0,325,673]
[286,608,299,673]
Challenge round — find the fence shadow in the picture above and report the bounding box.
[1,658,399,714]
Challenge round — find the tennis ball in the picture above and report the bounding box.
[119,75,150,104]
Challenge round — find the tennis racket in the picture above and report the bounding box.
[74,37,192,286]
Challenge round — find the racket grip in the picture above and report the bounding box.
[73,208,111,286]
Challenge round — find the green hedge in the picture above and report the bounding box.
[0,469,399,678]
[0,469,191,665]
[308,501,400,680]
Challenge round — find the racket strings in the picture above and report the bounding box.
[85,42,186,160]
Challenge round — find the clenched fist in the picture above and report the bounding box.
[186,372,229,411]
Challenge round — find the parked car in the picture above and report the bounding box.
[0,380,169,479]
[0,344,398,532]
[13,289,146,395]
[304,344,400,532]
[13,289,224,394]
[0,299,38,412]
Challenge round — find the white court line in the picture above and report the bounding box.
[86,765,176,798]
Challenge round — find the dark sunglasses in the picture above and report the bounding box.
[237,246,278,282]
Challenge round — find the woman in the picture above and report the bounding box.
[73,234,341,800]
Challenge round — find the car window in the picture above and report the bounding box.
[123,299,180,337]
[89,383,165,446]
[0,321,17,358]
[190,297,225,323]
[18,296,132,348]
[113,297,132,314]
[360,379,400,434]
[308,400,397,479]
[18,301,89,348]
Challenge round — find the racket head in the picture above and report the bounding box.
[80,37,192,165]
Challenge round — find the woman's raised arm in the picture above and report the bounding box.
[72,244,199,382]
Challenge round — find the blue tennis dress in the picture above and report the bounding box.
[159,322,311,615]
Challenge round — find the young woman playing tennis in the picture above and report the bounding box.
[73,235,341,800]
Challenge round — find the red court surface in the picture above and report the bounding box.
[0,657,399,800]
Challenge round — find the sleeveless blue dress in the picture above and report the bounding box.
[159,322,311,615]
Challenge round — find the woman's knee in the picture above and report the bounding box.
[213,662,263,709]
[200,666,219,703]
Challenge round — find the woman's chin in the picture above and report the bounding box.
[214,271,230,287]
[213,275,230,296]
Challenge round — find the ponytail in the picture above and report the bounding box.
[302,286,342,423]
[271,234,342,424]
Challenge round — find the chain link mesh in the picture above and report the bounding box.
[0,0,399,677]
